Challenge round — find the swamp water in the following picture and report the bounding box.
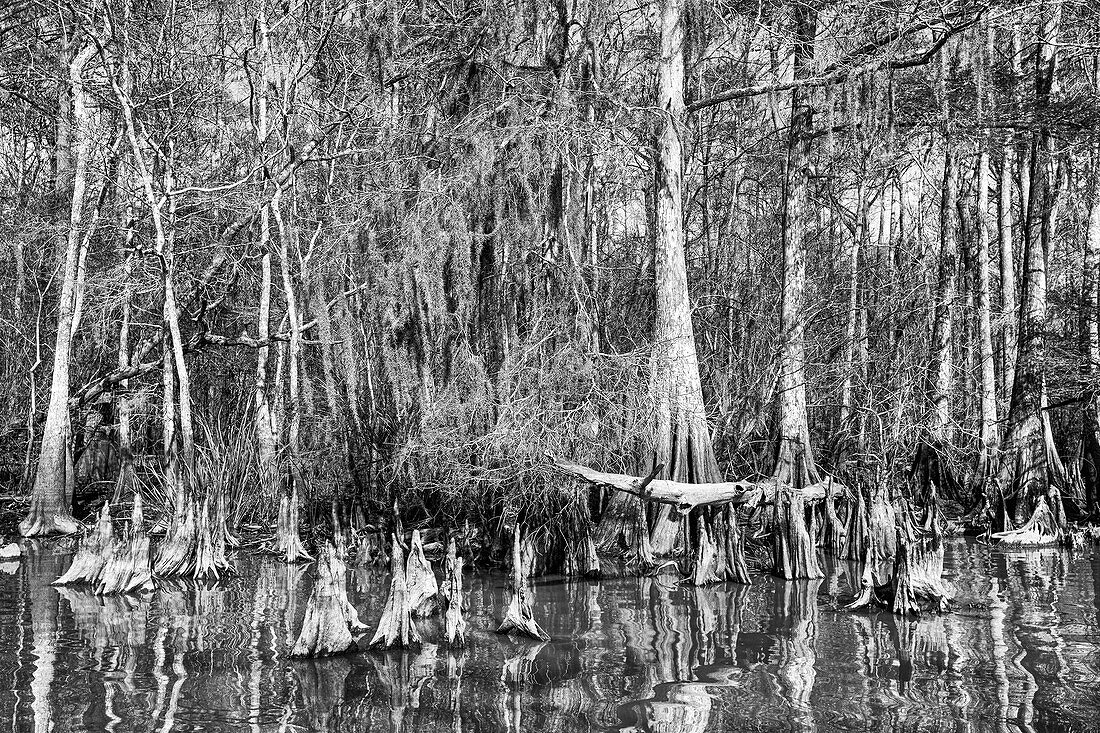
[0,538,1097,733]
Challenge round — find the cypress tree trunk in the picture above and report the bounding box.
[1079,61,1100,517]
[774,4,819,486]
[998,143,1018,405]
[975,22,999,484]
[21,45,97,537]
[253,9,278,501]
[647,0,720,555]
[997,0,1068,523]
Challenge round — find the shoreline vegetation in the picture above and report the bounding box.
[3,0,1100,665]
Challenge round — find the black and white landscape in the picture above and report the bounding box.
[0,1,1098,731]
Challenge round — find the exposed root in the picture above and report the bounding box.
[440,536,467,646]
[55,504,112,586]
[406,530,439,617]
[290,543,368,658]
[369,535,421,650]
[496,524,550,641]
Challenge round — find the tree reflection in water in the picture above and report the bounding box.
[0,538,1098,732]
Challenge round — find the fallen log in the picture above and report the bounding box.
[550,457,847,512]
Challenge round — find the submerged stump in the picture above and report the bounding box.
[690,505,751,586]
[440,536,467,646]
[290,543,368,657]
[773,483,823,580]
[992,492,1065,546]
[276,483,313,564]
[846,499,951,616]
[496,525,550,642]
[369,535,421,649]
[54,503,113,586]
[406,530,439,617]
[96,494,155,595]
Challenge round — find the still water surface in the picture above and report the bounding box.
[0,538,1097,733]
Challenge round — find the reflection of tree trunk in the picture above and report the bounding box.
[773,578,821,732]
[648,0,720,556]
[26,543,61,732]
[988,576,1011,733]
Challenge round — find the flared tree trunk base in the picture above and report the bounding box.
[596,490,655,572]
[96,494,156,595]
[690,505,750,585]
[54,503,113,586]
[369,535,421,650]
[20,499,79,538]
[441,536,467,646]
[561,494,601,578]
[291,543,368,657]
[496,525,550,641]
[406,530,439,618]
[276,487,313,564]
[992,494,1065,546]
[773,484,823,580]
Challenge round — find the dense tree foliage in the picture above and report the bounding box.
[2,0,1099,547]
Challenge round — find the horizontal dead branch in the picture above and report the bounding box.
[549,456,848,512]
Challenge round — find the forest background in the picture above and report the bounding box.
[1,0,1099,553]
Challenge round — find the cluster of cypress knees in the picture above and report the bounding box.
[53,458,1081,659]
[289,522,552,656]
